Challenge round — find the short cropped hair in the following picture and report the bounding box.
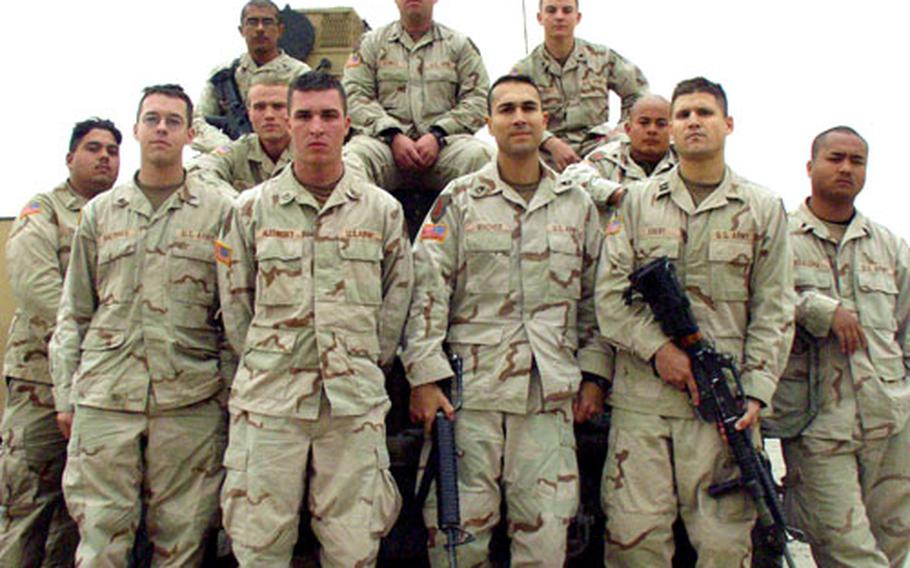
[69,118,122,153]
[136,84,194,124]
[539,0,579,9]
[672,77,728,116]
[811,126,869,159]
[487,74,542,114]
[288,71,347,114]
[241,0,280,23]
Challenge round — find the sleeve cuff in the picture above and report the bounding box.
[53,387,74,413]
[373,117,408,138]
[406,352,455,387]
[634,328,672,363]
[541,130,555,146]
[742,370,777,409]
[801,295,839,338]
[578,347,614,381]
[431,118,461,137]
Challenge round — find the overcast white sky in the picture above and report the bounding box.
[3,1,908,237]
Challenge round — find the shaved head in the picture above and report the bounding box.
[630,94,670,119]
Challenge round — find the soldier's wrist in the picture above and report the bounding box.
[429,126,448,148]
[380,128,403,146]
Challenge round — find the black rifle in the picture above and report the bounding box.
[415,352,473,567]
[205,58,253,141]
[624,256,802,568]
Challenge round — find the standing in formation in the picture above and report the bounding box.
[511,0,649,172]
[404,74,610,566]
[193,0,311,152]
[342,0,493,195]
[594,77,795,565]
[770,127,910,567]
[0,118,121,567]
[217,72,412,567]
[193,72,294,191]
[49,85,235,566]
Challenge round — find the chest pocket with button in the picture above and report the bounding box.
[97,238,137,302]
[256,238,304,306]
[170,239,216,306]
[708,239,754,301]
[424,66,458,116]
[856,270,898,331]
[340,238,383,305]
[464,230,512,295]
[636,235,680,262]
[548,232,582,299]
[377,64,409,115]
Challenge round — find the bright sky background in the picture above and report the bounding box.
[4,1,908,237]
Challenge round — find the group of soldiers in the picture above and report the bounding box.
[0,0,907,567]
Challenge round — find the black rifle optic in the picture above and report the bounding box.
[624,256,804,568]
[415,352,474,567]
[205,59,253,141]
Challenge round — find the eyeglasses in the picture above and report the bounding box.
[140,113,186,130]
[243,17,279,28]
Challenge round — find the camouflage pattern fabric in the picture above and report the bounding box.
[420,376,577,567]
[4,183,86,386]
[217,166,413,420]
[603,408,760,566]
[221,400,400,566]
[48,174,234,567]
[402,161,609,563]
[0,380,77,567]
[342,21,492,192]
[343,133,492,193]
[192,132,291,192]
[63,399,226,566]
[776,202,910,566]
[343,21,488,139]
[511,39,648,160]
[578,138,676,188]
[595,167,795,564]
[193,51,310,153]
[0,183,87,566]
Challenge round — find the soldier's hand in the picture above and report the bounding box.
[56,412,74,440]
[391,134,424,172]
[410,382,455,434]
[542,137,580,172]
[734,399,763,431]
[831,305,867,354]
[414,133,441,169]
[654,342,700,406]
[573,381,606,423]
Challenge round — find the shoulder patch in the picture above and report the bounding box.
[18,200,42,219]
[430,194,451,223]
[214,240,232,265]
[345,52,362,68]
[604,214,623,236]
[420,223,448,242]
[214,145,232,156]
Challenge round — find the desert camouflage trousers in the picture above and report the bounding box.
[63,398,226,567]
[221,398,401,567]
[343,134,493,194]
[602,407,758,567]
[0,379,77,567]
[782,426,910,568]
[421,377,578,567]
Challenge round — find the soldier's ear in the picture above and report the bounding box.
[187,127,196,145]
[65,152,74,169]
[725,116,734,135]
[806,160,813,178]
[133,123,140,141]
[542,111,550,129]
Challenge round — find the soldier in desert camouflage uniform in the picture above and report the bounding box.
[217,72,411,567]
[193,0,310,152]
[342,0,493,194]
[50,85,234,567]
[595,77,795,566]
[770,127,910,567]
[193,72,293,191]
[403,75,610,567]
[511,0,648,172]
[0,118,121,568]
